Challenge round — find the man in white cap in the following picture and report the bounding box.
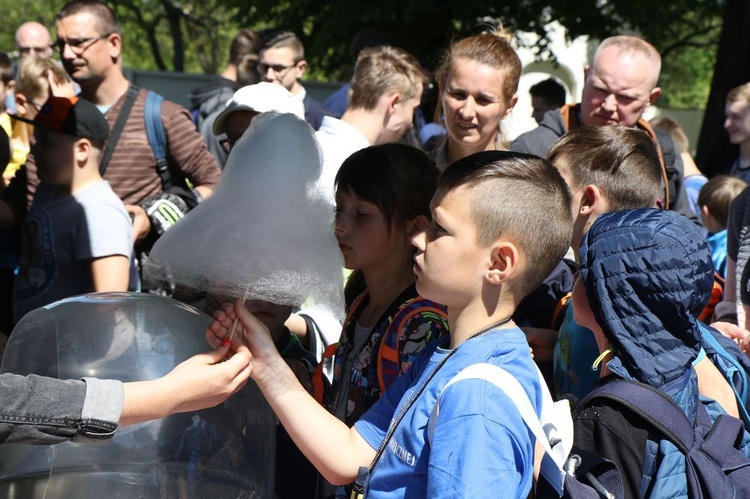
[209,94,341,369]
[212,81,305,156]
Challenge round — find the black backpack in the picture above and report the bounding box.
[576,379,750,498]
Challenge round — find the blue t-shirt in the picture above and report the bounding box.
[354,326,540,498]
[683,174,708,223]
[707,229,728,279]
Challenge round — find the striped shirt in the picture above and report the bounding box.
[2,85,221,214]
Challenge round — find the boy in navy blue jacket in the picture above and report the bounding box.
[572,208,750,497]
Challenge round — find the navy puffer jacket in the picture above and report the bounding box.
[579,208,711,389]
[578,208,717,497]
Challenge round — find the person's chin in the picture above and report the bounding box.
[728,134,745,145]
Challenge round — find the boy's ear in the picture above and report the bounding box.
[385,91,401,115]
[14,92,28,115]
[295,59,308,78]
[74,137,92,165]
[407,215,429,236]
[579,184,607,217]
[486,241,520,285]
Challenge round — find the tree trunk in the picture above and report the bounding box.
[695,0,750,176]
[161,0,185,72]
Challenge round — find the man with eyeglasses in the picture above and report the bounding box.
[15,22,54,60]
[7,22,55,114]
[258,30,336,131]
[1,1,220,287]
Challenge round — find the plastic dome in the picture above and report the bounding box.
[0,292,275,498]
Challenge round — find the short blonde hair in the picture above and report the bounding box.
[349,46,425,111]
[16,56,68,100]
[727,82,750,105]
[650,115,689,154]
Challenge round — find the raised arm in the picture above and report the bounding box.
[207,301,376,485]
[120,343,252,426]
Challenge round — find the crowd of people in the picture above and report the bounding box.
[2,1,750,498]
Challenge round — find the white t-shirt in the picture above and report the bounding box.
[314,116,370,204]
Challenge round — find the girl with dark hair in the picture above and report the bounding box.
[317,144,449,426]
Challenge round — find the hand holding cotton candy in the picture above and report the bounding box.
[144,112,345,321]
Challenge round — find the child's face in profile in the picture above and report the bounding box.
[411,185,487,308]
[552,155,610,255]
[244,299,293,342]
[32,128,77,186]
[334,189,407,271]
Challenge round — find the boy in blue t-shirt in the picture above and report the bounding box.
[207,151,573,498]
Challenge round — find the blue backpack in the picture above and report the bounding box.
[698,323,750,426]
[576,379,750,499]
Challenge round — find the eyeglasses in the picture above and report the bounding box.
[257,62,297,75]
[18,45,52,56]
[29,100,47,111]
[54,33,112,55]
[219,137,239,154]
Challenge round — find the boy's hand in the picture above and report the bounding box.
[206,301,283,376]
[125,204,152,241]
[712,321,750,354]
[47,70,75,98]
[164,343,252,414]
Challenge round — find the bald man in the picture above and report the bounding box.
[511,35,696,225]
[15,22,53,59]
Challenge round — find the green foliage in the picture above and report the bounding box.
[0,0,726,108]
[659,43,716,110]
[0,0,57,56]
[113,0,243,73]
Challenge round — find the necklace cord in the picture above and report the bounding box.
[366,315,513,471]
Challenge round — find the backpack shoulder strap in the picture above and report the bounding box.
[99,84,140,176]
[312,343,338,404]
[427,363,571,495]
[144,90,171,191]
[699,322,750,409]
[578,379,694,453]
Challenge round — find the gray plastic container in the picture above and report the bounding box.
[0,292,275,498]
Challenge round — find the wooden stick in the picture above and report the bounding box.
[228,285,251,343]
[228,317,240,343]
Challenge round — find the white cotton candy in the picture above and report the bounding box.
[144,112,345,321]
